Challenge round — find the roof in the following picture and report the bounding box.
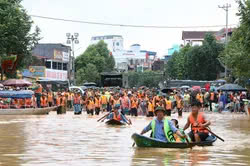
[91,35,123,40]
[182,31,218,40]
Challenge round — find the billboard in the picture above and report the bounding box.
[54,49,69,62]
[22,66,45,78]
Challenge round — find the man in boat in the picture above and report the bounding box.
[106,104,131,124]
[183,100,211,142]
[140,106,186,142]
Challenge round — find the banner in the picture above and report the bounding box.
[22,66,45,78]
[1,55,17,73]
[54,49,63,60]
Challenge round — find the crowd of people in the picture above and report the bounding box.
[0,83,249,115]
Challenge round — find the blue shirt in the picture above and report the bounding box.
[142,118,178,142]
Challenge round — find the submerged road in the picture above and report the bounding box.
[0,111,249,166]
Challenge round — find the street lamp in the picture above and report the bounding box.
[66,33,79,85]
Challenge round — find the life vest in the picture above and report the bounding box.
[113,112,122,121]
[210,93,214,101]
[148,101,154,112]
[165,100,172,110]
[101,96,107,104]
[48,93,53,102]
[35,84,42,94]
[177,99,182,109]
[61,97,66,106]
[189,112,208,133]
[174,128,188,143]
[74,96,81,104]
[113,99,120,107]
[95,97,101,108]
[121,97,129,108]
[199,94,204,103]
[151,118,175,142]
[131,100,138,108]
[87,100,95,110]
[25,98,32,107]
[56,97,61,106]
[41,97,47,107]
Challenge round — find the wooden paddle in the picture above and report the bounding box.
[97,112,110,122]
[205,127,225,142]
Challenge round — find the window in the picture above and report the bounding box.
[52,62,57,70]
[58,62,62,70]
[116,42,119,46]
[63,63,67,71]
[45,61,51,69]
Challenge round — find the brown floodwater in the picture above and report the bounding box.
[0,111,249,166]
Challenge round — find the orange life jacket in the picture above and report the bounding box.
[87,100,95,110]
[48,93,53,102]
[189,112,208,133]
[56,97,61,106]
[95,97,101,108]
[74,96,81,104]
[113,112,121,121]
[148,101,154,112]
[35,84,43,94]
[25,98,32,107]
[165,100,172,110]
[41,97,47,107]
[131,100,138,108]
[101,96,107,104]
[177,99,183,109]
[210,93,214,101]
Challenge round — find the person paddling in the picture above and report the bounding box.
[140,106,186,142]
[106,104,131,124]
[183,100,211,142]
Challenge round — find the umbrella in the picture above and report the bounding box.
[0,83,3,87]
[215,79,227,83]
[161,88,173,93]
[217,84,247,91]
[3,79,32,87]
[180,85,190,89]
[192,86,201,91]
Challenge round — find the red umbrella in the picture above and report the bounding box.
[3,79,32,87]
[192,86,201,91]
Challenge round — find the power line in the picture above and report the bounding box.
[30,14,237,29]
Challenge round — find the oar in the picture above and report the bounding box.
[132,142,135,147]
[183,131,192,149]
[205,127,225,142]
[97,112,110,122]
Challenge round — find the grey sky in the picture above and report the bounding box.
[22,0,239,57]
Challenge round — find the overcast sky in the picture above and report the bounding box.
[22,0,239,57]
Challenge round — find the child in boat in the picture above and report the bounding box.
[171,119,188,143]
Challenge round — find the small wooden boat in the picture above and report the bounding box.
[105,119,126,125]
[131,133,217,148]
[0,106,58,115]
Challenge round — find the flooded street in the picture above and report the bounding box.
[0,111,249,166]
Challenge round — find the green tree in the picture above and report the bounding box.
[0,0,41,78]
[220,0,250,83]
[76,63,100,85]
[75,40,115,85]
[165,34,224,81]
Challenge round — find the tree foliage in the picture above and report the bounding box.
[220,0,250,82]
[0,0,41,78]
[75,41,115,85]
[165,34,224,81]
[128,70,163,88]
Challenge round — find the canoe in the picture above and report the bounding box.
[131,133,217,148]
[105,119,126,125]
[0,106,58,115]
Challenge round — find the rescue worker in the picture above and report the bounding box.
[73,92,82,115]
[106,104,131,124]
[140,106,186,142]
[34,83,43,108]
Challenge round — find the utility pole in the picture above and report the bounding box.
[66,33,79,85]
[219,3,231,78]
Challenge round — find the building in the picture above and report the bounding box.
[215,28,235,43]
[90,35,157,71]
[22,43,71,81]
[182,31,218,46]
[163,44,181,62]
[152,60,164,71]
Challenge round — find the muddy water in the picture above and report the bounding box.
[0,111,249,166]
